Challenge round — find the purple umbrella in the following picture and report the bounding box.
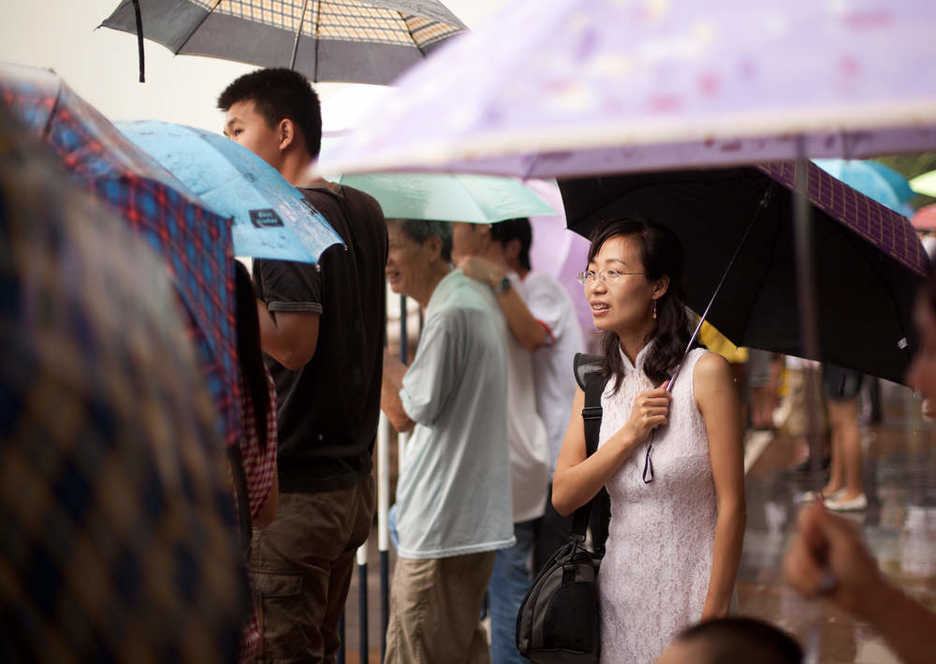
[319,0,936,178]
[526,179,595,343]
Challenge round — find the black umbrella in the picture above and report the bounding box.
[559,162,928,385]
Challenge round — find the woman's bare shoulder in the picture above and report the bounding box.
[692,351,735,399]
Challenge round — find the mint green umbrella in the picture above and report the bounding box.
[336,171,556,223]
[910,170,936,198]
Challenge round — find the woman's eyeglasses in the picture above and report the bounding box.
[575,269,645,286]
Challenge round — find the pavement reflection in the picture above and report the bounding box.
[739,382,936,663]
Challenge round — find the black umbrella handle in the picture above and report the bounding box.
[132,0,145,83]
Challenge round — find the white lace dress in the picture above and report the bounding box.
[597,345,716,663]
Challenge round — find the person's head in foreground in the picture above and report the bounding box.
[585,217,689,387]
[217,67,321,180]
[385,219,453,305]
[656,617,803,664]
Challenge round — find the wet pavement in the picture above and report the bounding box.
[738,381,936,663]
[339,381,936,663]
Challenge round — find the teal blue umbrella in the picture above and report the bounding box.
[322,134,555,223]
[335,171,556,223]
[813,159,914,217]
[119,120,343,263]
[864,160,916,203]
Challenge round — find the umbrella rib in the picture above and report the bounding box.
[289,0,312,71]
[43,76,66,142]
[175,0,223,56]
[672,183,776,393]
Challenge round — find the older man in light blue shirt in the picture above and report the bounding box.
[382,218,514,664]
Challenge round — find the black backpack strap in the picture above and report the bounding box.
[227,444,253,556]
[570,354,611,554]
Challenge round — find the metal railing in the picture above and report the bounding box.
[337,294,412,663]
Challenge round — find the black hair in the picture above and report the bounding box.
[489,217,532,271]
[234,260,269,450]
[398,219,453,263]
[587,217,690,390]
[675,617,804,664]
[217,68,322,159]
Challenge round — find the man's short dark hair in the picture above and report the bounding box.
[676,617,803,664]
[398,219,453,263]
[217,68,322,158]
[489,217,532,271]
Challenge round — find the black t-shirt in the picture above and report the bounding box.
[253,183,387,492]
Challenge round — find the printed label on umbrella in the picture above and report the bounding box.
[249,209,285,228]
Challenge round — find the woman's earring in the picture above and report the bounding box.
[652,300,657,320]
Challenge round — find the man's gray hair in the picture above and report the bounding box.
[398,219,453,263]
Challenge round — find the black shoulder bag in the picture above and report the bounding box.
[516,353,610,663]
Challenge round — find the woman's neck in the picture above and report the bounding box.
[617,320,657,366]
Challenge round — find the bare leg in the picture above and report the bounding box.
[829,399,863,500]
[823,410,844,495]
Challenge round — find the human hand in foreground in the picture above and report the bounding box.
[456,255,505,288]
[783,501,882,614]
[621,384,671,444]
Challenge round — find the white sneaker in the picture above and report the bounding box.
[826,493,868,512]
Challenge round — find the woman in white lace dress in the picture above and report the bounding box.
[553,218,746,663]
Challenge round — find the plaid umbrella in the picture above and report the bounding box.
[0,107,247,663]
[0,63,241,446]
[101,0,466,85]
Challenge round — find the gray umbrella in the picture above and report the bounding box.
[101,0,466,84]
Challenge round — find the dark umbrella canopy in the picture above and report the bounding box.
[101,0,466,85]
[0,63,241,446]
[560,162,928,384]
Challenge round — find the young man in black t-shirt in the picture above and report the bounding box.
[219,68,387,663]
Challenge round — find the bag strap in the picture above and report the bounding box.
[227,444,253,556]
[570,353,611,555]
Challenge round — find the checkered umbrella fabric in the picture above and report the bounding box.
[0,63,242,447]
[101,0,466,84]
[758,161,929,277]
[0,109,248,662]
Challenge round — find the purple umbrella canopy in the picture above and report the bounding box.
[525,179,595,342]
[319,0,936,178]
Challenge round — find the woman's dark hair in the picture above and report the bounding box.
[234,260,270,450]
[587,218,690,390]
